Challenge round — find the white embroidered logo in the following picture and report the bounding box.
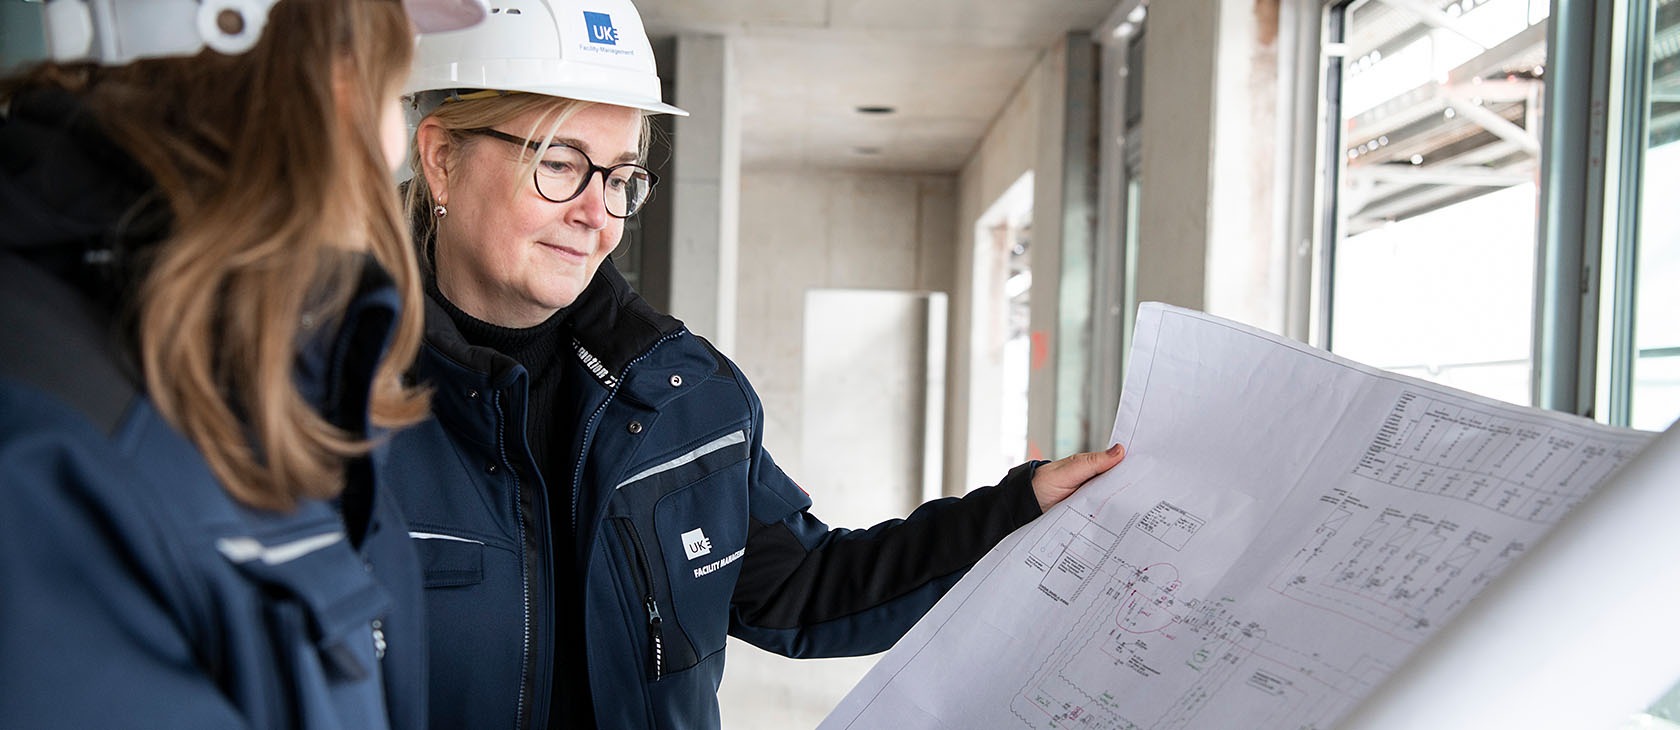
[681,528,712,560]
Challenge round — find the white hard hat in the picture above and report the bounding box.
[404,0,687,117]
[40,0,490,65]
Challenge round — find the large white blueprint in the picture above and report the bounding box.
[821,303,1654,730]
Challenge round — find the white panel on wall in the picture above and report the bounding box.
[800,288,944,525]
[717,287,947,730]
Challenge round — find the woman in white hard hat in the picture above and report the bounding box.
[387,1,1126,727]
[0,0,486,726]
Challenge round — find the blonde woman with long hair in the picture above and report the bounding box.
[0,1,483,726]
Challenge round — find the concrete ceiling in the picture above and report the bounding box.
[636,0,1118,173]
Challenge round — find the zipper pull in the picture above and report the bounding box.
[645,595,664,679]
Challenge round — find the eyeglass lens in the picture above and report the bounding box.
[534,146,654,218]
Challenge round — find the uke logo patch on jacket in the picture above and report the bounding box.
[683,527,746,579]
[681,528,712,560]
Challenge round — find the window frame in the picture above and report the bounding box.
[1306,0,1660,424]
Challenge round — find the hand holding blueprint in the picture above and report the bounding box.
[821,303,1652,730]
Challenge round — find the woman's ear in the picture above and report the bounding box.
[415,118,453,203]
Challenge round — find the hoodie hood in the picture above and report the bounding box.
[0,87,168,296]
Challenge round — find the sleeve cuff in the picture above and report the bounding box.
[1001,459,1050,520]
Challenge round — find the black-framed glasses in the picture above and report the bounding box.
[462,128,658,219]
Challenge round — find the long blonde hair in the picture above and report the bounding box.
[404,92,652,271]
[4,0,429,510]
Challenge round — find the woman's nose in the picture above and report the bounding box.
[565,170,611,229]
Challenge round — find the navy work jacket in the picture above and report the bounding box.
[0,262,428,729]
[0,90,429,729]
[387,259,1044,729]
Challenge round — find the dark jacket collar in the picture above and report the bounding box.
[0,87,168,299]
[421,256,686,386]
[565,258,686,375]
[295,262,406,437]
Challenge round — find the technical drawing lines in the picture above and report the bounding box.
[1026,510,1123,605]
[1010,588,1374,730]
[1354,391,1640,523]
[1270,495,1500,642]
[1152,622,1264,729]
[1161,600,1384,730]
[1137,502,1205,551]
[1010,559,1189,730]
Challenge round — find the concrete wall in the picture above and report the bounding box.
[731,170,957,477]
[720,168,957,729]
[1135,0,1289,332]
[1206,0,1289,334]
[952,37,1073,493]
[668,34,743,351]
[1134,2,1218,314]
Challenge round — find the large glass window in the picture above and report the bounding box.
[1594,0,1680,432]
[1324,0,1550,405]
[1622,0,1680,430]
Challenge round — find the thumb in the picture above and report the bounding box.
[1038,442,1127,491]
[1064,442,1126,481]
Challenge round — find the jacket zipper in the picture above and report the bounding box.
[494,390,536,730]
[571,330,687,536]
[570,331,687,689]
[611,518,664,680]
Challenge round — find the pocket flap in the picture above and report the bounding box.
[215,528,388,646]
[410,532,485,588]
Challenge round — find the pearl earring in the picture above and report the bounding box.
[433,204,448,219]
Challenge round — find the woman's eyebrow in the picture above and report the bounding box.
[549,137,641,164]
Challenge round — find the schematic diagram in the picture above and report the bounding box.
[1010,557,1190,729]
[1354,391,1640,523]
[1151,599,1389,730]
[818,306,1654,730]
[1026,510,1123,605]
[1008,565,1388,730]
[1266,488,1522,642]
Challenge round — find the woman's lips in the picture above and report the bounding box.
[538,241,587,262]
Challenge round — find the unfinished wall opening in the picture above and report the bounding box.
[968,171,1035,489]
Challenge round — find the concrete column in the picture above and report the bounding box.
[1135,0,1287,332]
[1054,33,1099,457]
[669,34,740,351]
[1136,0,1219,314]
[1027,39,1070,463]
[1206,0,1287,334]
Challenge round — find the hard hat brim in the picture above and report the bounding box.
[514,85,689,117]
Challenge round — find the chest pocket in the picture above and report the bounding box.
[409,532,486,588]
[215,528,392,728]
[608,429,751,679]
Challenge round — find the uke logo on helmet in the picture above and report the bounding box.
[583,11,618,45]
